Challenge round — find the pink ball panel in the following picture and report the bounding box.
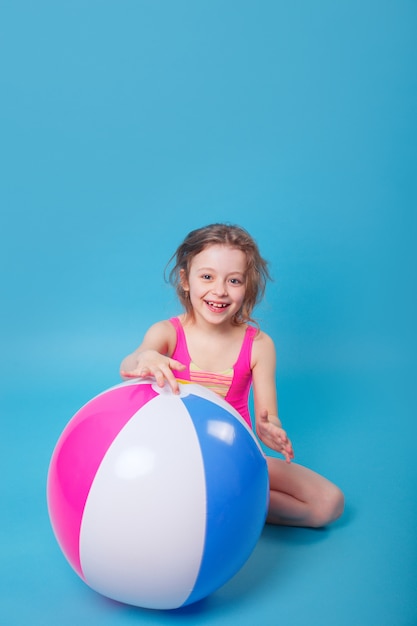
[47,383,158,577]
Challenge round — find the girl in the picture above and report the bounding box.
[120,223,344,527]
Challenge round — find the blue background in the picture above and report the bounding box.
[1,1,416,625]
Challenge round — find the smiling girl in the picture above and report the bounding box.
[120,223,344,527]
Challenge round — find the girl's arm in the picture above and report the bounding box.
[120,320,186,393]
[251,331,294,463]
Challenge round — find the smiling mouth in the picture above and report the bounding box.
[205,301,229,310]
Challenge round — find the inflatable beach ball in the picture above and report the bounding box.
[47,379,269,610]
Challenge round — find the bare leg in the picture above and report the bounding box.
[266,457,344,528]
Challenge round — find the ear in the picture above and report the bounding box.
[179,269,189,292]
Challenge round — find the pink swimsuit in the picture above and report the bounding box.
[169,317,256,428]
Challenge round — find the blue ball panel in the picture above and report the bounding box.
[180,394,269,606]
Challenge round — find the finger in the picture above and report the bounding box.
[284,447,294,460]
[156,365,181,394]
[120,370,142,379]
[276,435,293,460]
[281,443,293,463]
[169,359,186,371]
[153,369,166,388]
[166,371,181,395]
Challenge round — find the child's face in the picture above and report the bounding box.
[182,244,247,325]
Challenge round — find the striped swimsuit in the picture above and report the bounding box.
[169,317,256,428]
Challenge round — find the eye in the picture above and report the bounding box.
[202,274,212,280]
[229,277,242,285]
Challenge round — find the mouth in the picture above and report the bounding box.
[205,300,230,312]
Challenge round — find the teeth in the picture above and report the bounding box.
[208,302,227,308]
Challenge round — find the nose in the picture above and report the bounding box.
[212,279,227,296]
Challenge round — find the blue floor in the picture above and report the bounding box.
[1,1,416,624]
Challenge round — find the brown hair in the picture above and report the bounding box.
[166,223,271,325]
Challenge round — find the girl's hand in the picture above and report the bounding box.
[120,350,186,394]
[256,410,294,463]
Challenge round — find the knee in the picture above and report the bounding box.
[310,485,345,528]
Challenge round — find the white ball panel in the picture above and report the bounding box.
[79,393,207,609]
